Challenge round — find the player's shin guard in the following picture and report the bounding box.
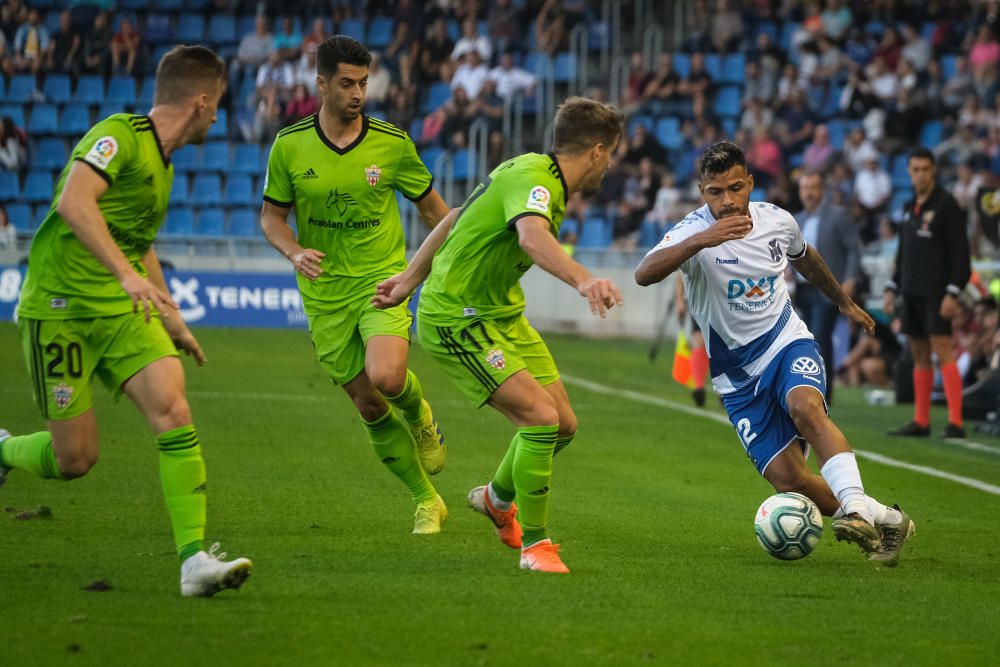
[0,431,64,479]
[820,452,872,523]
[385,370,425,426]
[157,425,207,562]
[511,425,559,546]
[363,407,436,504]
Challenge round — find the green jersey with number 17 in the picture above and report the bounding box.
[418,152,568,323]
[263,114,433,316]
[18,114,174,320]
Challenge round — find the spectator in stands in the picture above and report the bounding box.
[821,0,852,42]
[301,17,327,57]
[450,49,489,98]
[749,30,783,85]
[740,96,774,133]
[900,22,931,72]
[0,116,25,172]
[803,124,836,171]
[0,2,24,45]
[953,160,984,243]
[942,56,974,112]
[284,82,318,123]
[257,51,294,100]
[854,155,891,238]
[366,53,392,110]
[843,126,879,174]
[866,56,899,106]
[843,26,874,66]
[677,52,713,108]
[451,16,491,61]
[682,0,711,52]
[623,123,664,165]
[490,51,537,101]
[12,8,48,73]
[711,0,743,53]
[110,16,140,76]
[237,16,275,71]
[488,0,520,58]
[643,53,683,115]
[0,204,15,249]
[882,86,923,154]
[438,85,474,146]
[775,62,800,104]
[421,18,454,83]
[934,122,982,169]
[559,191,584,249]
[534,0,566,56]
[0,24,10,78]
[775,88,816,154]
[469,78,504,131]
[80,11,111,76]
[648,171,681,225]
[873,26,902,71]
[45,10,79,75]
[923,58,948,118]
[814,35,844,82]
[969,24,1000,98]
[251,86,283,143]
[741,60,774,108]
[622,51,652,111]
[689,92,719,132]
[745,125,783,188]
[274,17,302,62]
[294,48,318,95]
[386,21,418,68]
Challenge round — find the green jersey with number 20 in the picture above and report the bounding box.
[18,114,174,320]
[418,152,568,323]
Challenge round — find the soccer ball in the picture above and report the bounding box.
[753,492,823,560]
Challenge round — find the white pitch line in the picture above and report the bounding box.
[560,374,1000,497]
[943,438,1000,456]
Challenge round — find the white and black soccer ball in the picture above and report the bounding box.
[754,492,823,560]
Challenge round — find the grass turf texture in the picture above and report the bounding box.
[2,323,999,666]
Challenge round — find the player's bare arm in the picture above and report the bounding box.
[414,188,450,229]
[260,200,326,281]
[634,215,752,286]
[791,245,875,335]
[372,207,461,309]
[57,161,177,321]
[516,215,623,318]
[143,246,206,365]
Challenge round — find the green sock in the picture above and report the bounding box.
[385,370,425,426]
[490,437,518,503]
[363,406,436,504]
[0,431,64,479]
[157,425,206,562]
[555,433,575,456]
[511,425,559,546]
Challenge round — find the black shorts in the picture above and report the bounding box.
[900,295,951,337]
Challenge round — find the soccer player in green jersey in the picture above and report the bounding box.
[260,36,452,534]
[373,97,626,573]
[0,46,252,597]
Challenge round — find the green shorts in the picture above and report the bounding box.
[308,298,412,385]
[416,314,559,407]
[20,312,179,420]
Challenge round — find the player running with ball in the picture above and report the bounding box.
[374,97,625,573]
[635,142,914,565]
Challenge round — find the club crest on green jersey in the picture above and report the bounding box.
[53,382,73,410]
[486,348,506,370]
[366,164,382,187]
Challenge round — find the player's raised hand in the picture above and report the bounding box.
[840,301,876,336]
[120,272,177,323]
[372,272,413,309]
[697,215,753,248]
[164,317,208,366]
[291,248,326,280]
[577,277,624,318]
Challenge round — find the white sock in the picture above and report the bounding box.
[865,496,902,526]
[488,483,513,511]
[820,452,873,524]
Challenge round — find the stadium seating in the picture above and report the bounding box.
[170,174,190,205]
[224,175,255,207]
[164,207,194,235]
[200,141,229,172]
[578,217,612,249]
[23,171,54,204]
[191,174,222,206]
[208,109,228,139]
[891,154,911,188]
[42,74,72,104]
[8,75,38,104]
[74,75,106,105]
[0,171,19,201]
[340,19,365,42]
[655,117,683,150]
[714,86,741,118]
[177,14,206,42]
[229,143,263,175]
[27,105,59,135]
[207,15,237,44]
[107,76,137,107]
[229,208,259,237]
[553,53,577,83]
[6,202,31,230]
[196,208,226,235]
[0,105,25,128]
[367,17,395,49]
[34,138,67,170]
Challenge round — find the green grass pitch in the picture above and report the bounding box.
[2,323,999,665]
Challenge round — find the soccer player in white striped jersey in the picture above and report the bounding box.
[635,141,914,566]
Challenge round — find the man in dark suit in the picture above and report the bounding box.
[794,171,860,402]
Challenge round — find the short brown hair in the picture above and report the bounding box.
[154,45,226,105]
[552,96,624,155]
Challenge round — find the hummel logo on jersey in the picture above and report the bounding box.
[768,238,783,262]
[303,168,318,179]
[715,257,739,265]
[326,188,358,216]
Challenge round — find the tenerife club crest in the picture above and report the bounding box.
[365,164,382,187]
[768,238,783,262]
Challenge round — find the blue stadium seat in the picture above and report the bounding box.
[889,189,913,219]
[196,208,225,235]
[224,174,255,206]
[34,138,67,170]
[44,9,61,34]
[721,53,745,84]
[32,204,50,228]
[0,171,19,201]
[446,20,460,42]
[754,21,778,43]
[629,115,654,136]
[338,18,365,42]
[200,141,229,171]
[145,14,174,44]
[8,75,38,103]
[74,75,106,105]
[703,54,722,81]
[578,217,611,249]
[24,171,54,204]
[164,208,194,235]
[420,147,445,178]
[553,53,577,83]
[207,109,228,139]
[721,117,737,138]
[28,105,59,135]
[638,218,664,250]
[891,154,911,188]
[237,14,256,38]
[826,119,847,150]
[750,187,766,202]
[422,82,452,113]
[941,55,957,79]
[139,78,156,107]
[170,173,190,205]
[177,13,205,42]
[451,149,474,181]
[43,74,71,104]
[919,120,944,147]
[714,86,741,118]
[655,117,683,150]
[0,105,25,128]
[588,21,609,52]
[408,118,423,142]
[98,104,125,121]
[780,22,798,52]
[6,203,31,229]
[368,17,395,48]
[107,76,137,107]
[156,0,183,10]
[229,208,259,237]
[208,15,237,44]
[523,52,550,78]
[190,174,222,206]
[229,143,262,175]
[672,52,691,78]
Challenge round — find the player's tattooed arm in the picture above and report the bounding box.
[791,246,875,335]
